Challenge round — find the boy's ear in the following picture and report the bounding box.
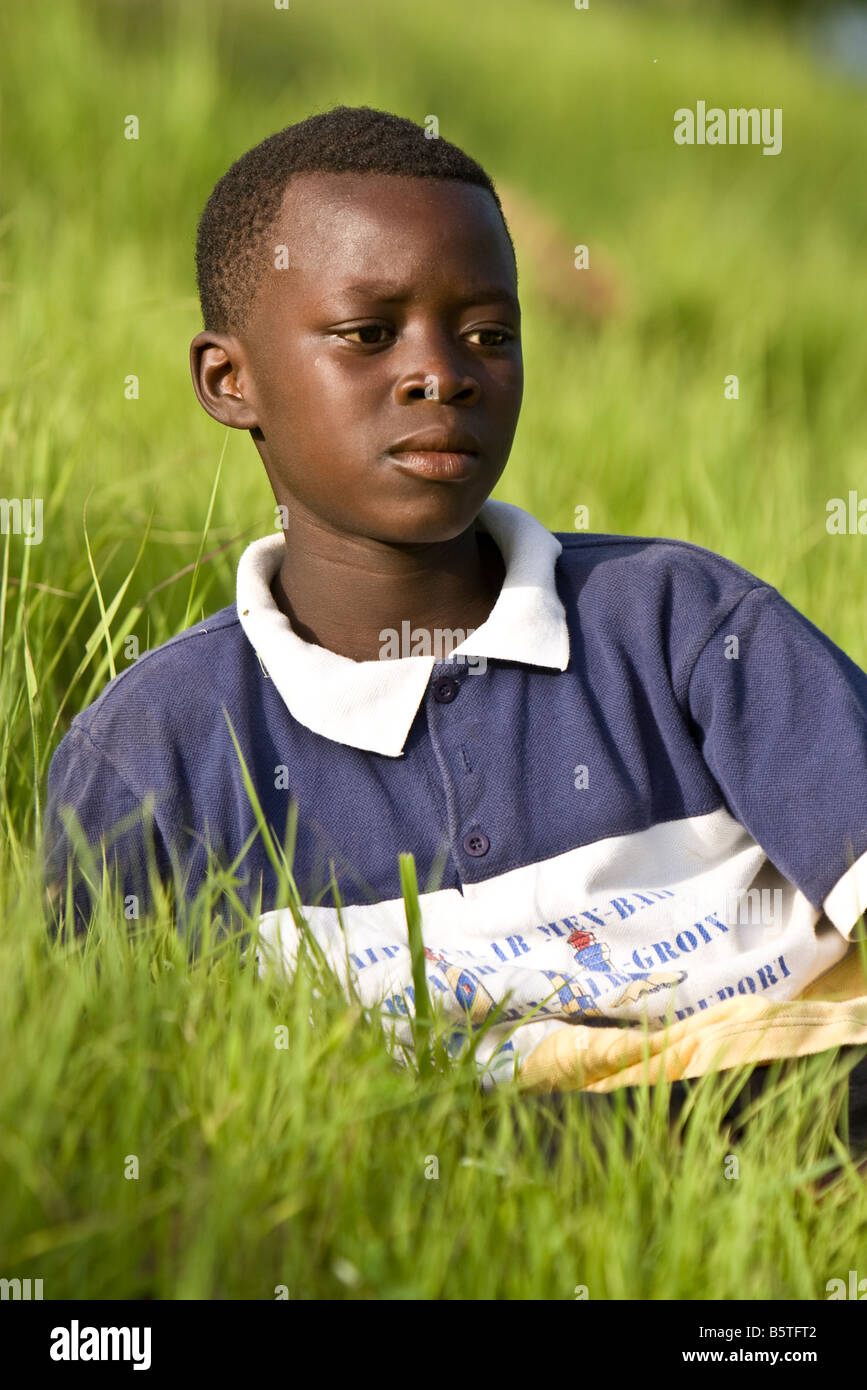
[189,331,260,431]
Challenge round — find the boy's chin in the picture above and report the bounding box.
[370,494,492,546]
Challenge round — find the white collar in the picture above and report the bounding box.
[236,498,570,757]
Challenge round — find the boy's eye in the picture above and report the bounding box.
[337,325,393,345]
[336,325,514,348]
[465,328,514,347]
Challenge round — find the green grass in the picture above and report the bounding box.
[2,0,867,1298]
[3,866,866,1300]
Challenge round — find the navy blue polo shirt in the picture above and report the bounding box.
[43,499,867,1084]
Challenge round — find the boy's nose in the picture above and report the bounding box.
[393,366,481,406]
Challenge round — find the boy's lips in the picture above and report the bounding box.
[386,430,480,482]
[388,450,478,481]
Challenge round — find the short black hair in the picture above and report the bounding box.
[194,105,515,335]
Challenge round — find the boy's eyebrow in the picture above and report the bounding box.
[335,280,520,310]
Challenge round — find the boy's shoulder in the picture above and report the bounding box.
[554,526,766,590]
[549,527,777,684]
[552,527,770,616]
[64,602,252,745]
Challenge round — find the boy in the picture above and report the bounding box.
[43,106,867,1100]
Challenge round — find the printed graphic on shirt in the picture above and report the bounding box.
[255,807,851,1087]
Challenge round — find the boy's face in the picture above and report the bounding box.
[191,171,522,545]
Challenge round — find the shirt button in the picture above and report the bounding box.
[462,830,490,857]
[433,677,459,703]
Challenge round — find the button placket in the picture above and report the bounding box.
[428,666,492,869]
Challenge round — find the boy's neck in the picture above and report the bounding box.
[269,512,506,663]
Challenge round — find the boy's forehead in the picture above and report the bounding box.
[267,171,515,291]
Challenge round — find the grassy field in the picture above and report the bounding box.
[2,0,867,1299]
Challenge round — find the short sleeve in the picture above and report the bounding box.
[42,723,171,935]
[686,584,867,938]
